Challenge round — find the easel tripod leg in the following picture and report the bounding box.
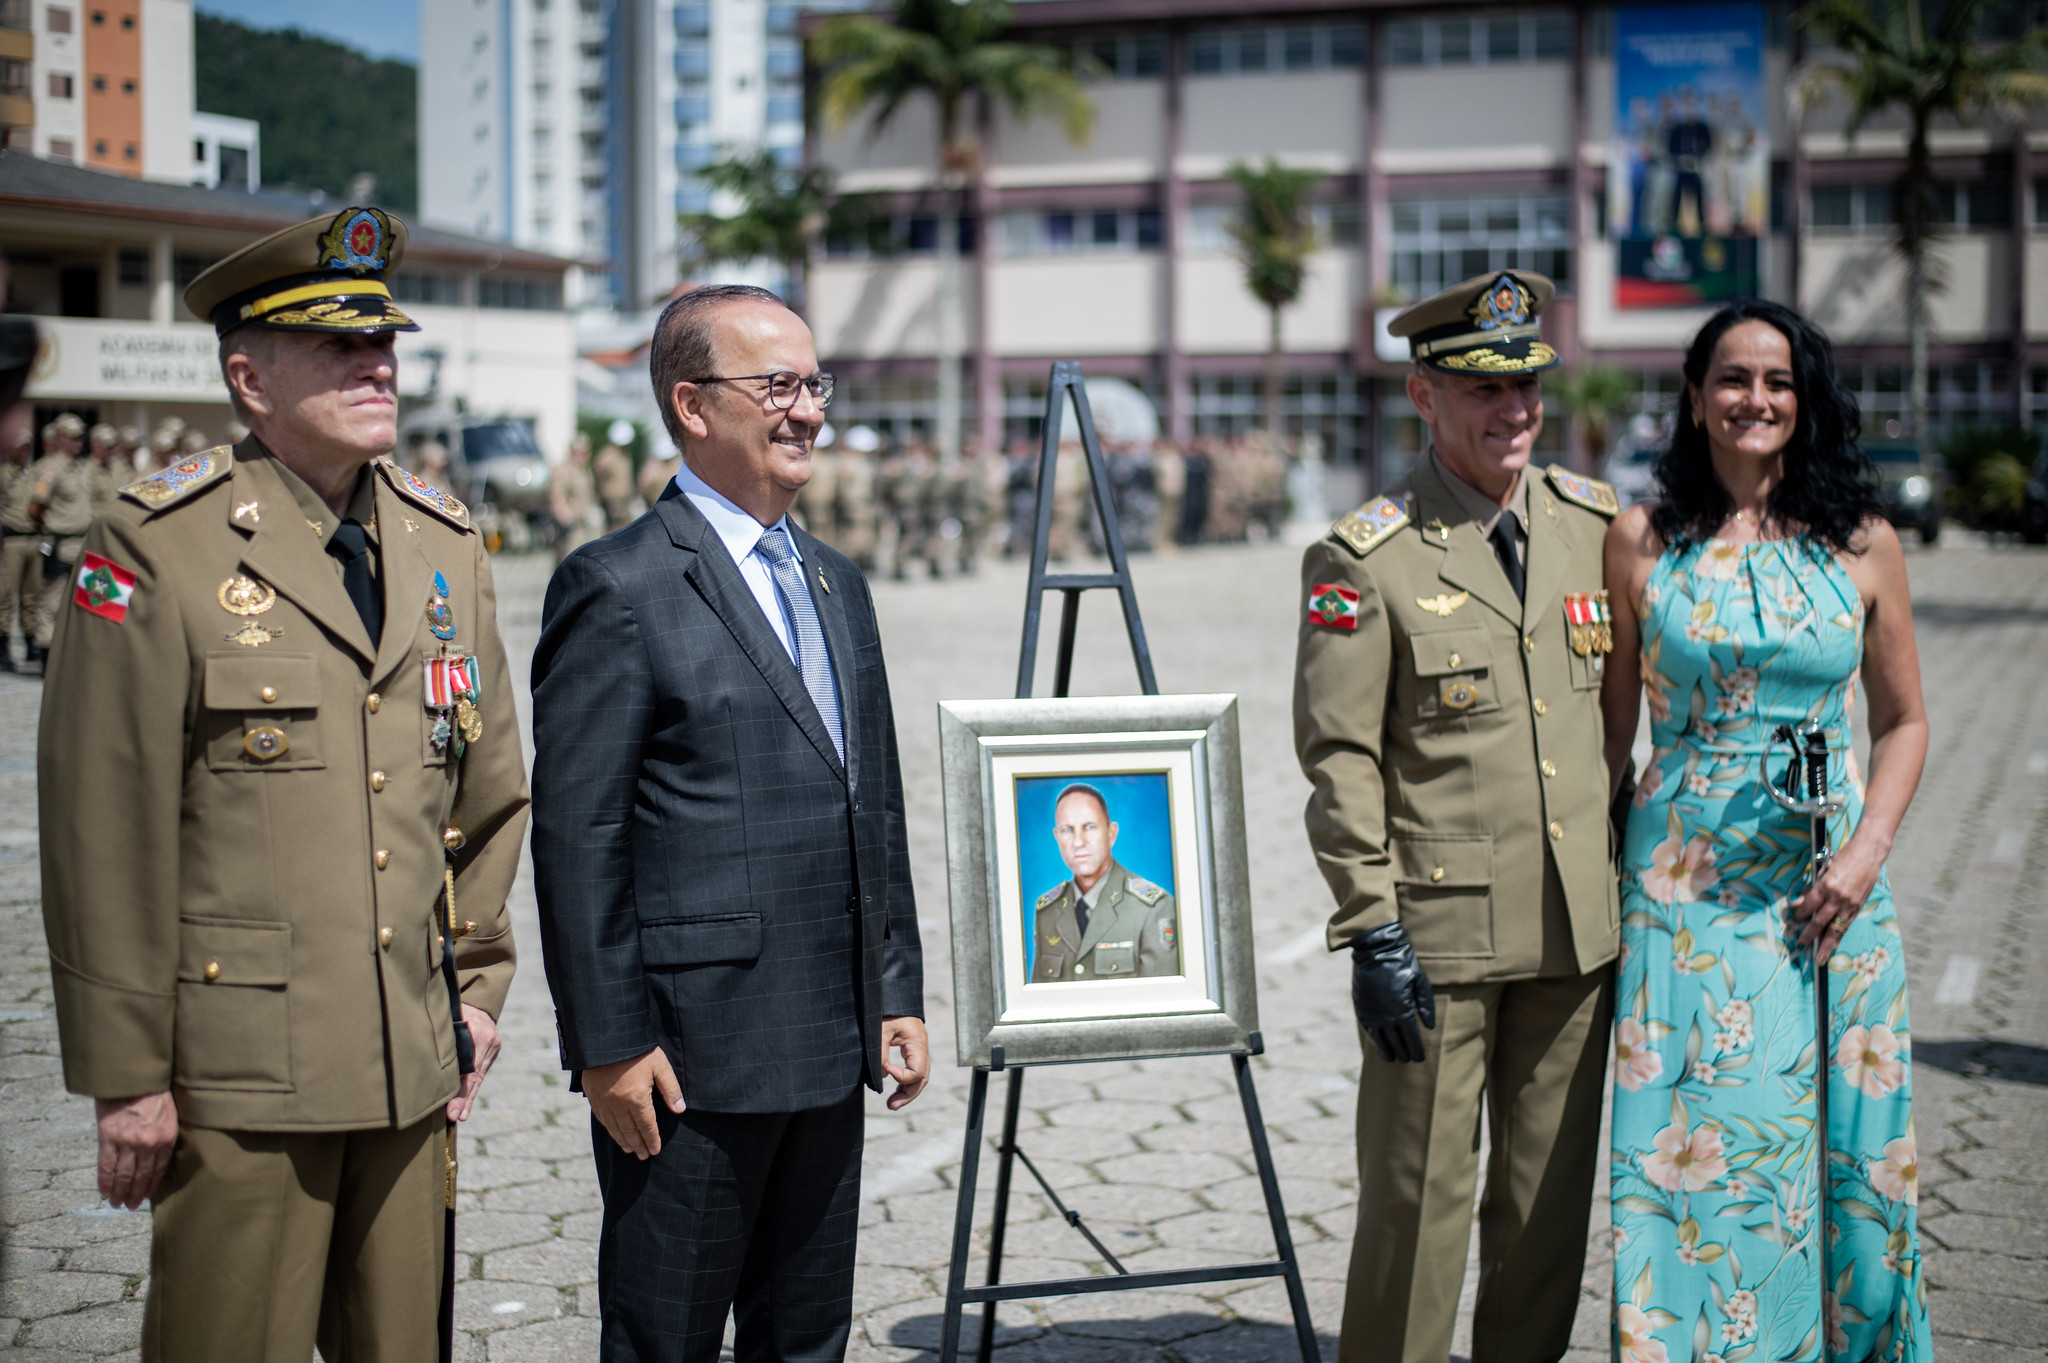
[976,1067,1027,1363]
[1235,1053,1320,1363]
[939,1068,992,1363]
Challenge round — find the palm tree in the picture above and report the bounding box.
[814,0,1093,463]
[1796,0,2048,440]
[679,151,864,317]
[1552,364,1640,471]
[1224,158,1321,452]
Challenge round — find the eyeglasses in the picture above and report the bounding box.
[691,370,835,410]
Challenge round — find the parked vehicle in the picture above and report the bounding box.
[1865,442,1941,545]
[399,412,553,552]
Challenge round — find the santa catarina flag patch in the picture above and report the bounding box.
[1308,582,1360,630]
[73,552,137,623]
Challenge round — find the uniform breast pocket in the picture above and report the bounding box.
[200,652,325,772]
[1411,626,1499,720]
[1567,647,1608,691]
[1088,942,1137,977]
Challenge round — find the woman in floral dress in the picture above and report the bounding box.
[1600,300,1932,1363]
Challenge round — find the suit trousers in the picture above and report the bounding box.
[593,1084,865,1363]
[1340,968,1614,1363]
[142,1113,445,1363]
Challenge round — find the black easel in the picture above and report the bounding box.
[935,363,1318,1363]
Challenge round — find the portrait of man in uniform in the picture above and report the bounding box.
[1023,778,1181,983]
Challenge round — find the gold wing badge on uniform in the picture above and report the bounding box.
[1414,591,1470,618]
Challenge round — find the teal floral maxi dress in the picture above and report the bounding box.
[1612,538,1931,1363]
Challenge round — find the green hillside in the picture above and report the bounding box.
[194,13,417,213]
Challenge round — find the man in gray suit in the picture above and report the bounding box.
[530,283,928,1362]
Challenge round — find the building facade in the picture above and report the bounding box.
[3,0,192,182]
[804,0,2048,500]
[3,152,579,457]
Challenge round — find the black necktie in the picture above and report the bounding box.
[1491,510,1525,602]
[328,520,382,644]
[1074,889,1091,939]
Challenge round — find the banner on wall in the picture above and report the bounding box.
[1610,3,1767,308]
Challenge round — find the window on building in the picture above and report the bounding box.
[1811,180,2011,233]
[48,137,74,161]
[1384,11,1573,67]
[121,77,133,95]
[389,272,461,305]
[119,10,131,27]
[824,214,978,258]
[478,275,564,310]
[1389,195,1572,298]
[1186,372,1369,465]
[91,74,104,91]
[1188,22,1363,76]
[48,7,73,33]
[1066,33,1166,80]
[0,59,28,97]
[92,137,106,155]
[89,6,102,23]
[173,252,219,287]
[1841,361,2013,439]
[218,144,249,190]
[116,247,149,286]
[2035,178,2048,227]
[997,207,1162,255]
[122,142,136,160]
[47,71,72,98]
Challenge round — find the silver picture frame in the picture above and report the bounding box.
[938,694,1260,1068]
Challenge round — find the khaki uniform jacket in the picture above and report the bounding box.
[1030,860,1180,982]
[35,454,97,536]
[38,440,529,1132]
[1294,460,1621,984]
[2,459,39,534]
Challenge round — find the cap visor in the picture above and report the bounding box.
[246,295,421,335]
[1423,337,1559,376]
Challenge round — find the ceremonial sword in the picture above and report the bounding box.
[1763,720,1846,1349]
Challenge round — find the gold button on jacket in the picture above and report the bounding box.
[37,442,530,1132]
[1293,459,1621,983]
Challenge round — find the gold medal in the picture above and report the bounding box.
[218,575,276,615]
[1442,681,1479,710]
[456,697,483,744]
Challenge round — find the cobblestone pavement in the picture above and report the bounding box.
[2,535,2045,1362]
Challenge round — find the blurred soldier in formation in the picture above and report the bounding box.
[118,426,145,474]
[875,437,919,579]
[179,429,212,458]
[0,420,37,671]
[593,421,638,531]
[1180,440,1212,544]
[1154,442,1186,552]
[29,412,93,670]
[551,432,601,562]
[1049,441,1084,561]
[1003,440,1036,558]
[412,436,452,489]
[835,425,881,571]
[637,443,681,510]
[87,424,125,516]
[795,427,842,543]
[1204,438,1250,542]
[145,418,185,473]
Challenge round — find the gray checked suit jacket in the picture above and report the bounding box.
[530,484,923,1113]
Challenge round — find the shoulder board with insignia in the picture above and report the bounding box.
[1546,465,1620,518]
[1126,876,1166,905]
[1330,495,1410,558]
[1036,886,1064,911]
[119,446,233,512]
[379,457,473,530]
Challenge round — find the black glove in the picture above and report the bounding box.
[1351,921,1437,1065]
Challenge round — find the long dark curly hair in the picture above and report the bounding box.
[1650,299,1880,554]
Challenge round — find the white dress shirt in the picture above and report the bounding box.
[671,459,807,664]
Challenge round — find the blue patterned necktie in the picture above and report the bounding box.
[754,530,844,763]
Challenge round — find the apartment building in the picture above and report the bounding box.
[3,0,191,183]
[423,0,871,315]
[805,0,2048,496]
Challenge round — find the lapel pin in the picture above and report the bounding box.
[1426,518,1451,542]
[234,500,260,525]
[818,568,831,595]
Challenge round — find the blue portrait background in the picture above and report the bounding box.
[1016,772,1176,979]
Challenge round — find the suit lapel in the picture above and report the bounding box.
[659,490,847,777]
[230,457,376,663]
[369,474,435,689]
[1412,462,1522,626]
[791,523,859,790]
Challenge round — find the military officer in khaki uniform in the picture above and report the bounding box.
[87,422,126,514]
[31,413,96,664]
[37,206,529,1363]
[1029,783,1180,982]
[1,422,41,667]
[1294,272,1620,1363]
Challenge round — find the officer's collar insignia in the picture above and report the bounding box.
[1469,274,1532,331]
[1546,465,1621,517]
[121,446,233,510]
[1332,495,1410,557]
[318,208,393,273]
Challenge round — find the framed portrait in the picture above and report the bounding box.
[939,694,1259,1067]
